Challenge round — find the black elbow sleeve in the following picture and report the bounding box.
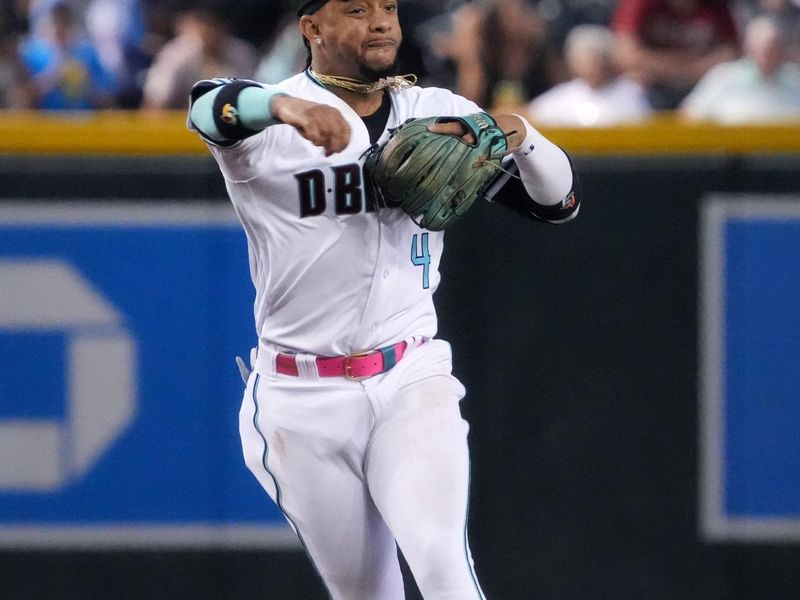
[189,78,264,147]
[488,153,581,224]
[210,80,264,141]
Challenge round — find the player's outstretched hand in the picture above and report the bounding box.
[272,96,351,156]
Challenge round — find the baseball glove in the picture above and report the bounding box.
[364,113,508,231]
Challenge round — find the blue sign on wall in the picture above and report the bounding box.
[0,203,296,549]
[700,195,800,542]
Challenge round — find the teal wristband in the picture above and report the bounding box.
[238,86,287,130]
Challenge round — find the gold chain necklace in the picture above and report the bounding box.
[308,68,417,93]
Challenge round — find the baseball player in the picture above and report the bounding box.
[188,1,579,598]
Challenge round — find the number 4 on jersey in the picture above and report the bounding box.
[411,233,431,289]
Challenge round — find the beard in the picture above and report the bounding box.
[355,56,400,82]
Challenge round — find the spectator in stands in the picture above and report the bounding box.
[0,2,30,108]
[0,39,36,109]
[681,15,800,123]
[406,0,468,89]
[27,0,63,36]
[612,0,740,109]
[142,4,257,109]
[528,24,652,126]
[19,1,117,109]
[221,0,285,49]
[85,0,152,108]
[445,0,561,109]
[737,0,800,61]
[255,9,307,84]
[537,0,619,50]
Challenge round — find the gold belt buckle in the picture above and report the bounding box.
[344,350,374,381]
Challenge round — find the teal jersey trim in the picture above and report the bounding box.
[304,68,328,90]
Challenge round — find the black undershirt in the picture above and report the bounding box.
[361,91,391,144]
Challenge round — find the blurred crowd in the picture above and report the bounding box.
[1,0,799,125]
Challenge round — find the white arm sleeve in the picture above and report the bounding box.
[510,115,574,207]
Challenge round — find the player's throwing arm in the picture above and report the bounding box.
[189,79,350,156]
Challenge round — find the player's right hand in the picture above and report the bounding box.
[271,96,351,156]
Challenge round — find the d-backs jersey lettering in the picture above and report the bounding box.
[208,72,481,356]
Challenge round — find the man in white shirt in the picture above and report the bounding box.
[681,15,800,124]
[529,25,652,127]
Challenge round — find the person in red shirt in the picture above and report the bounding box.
[612,0,739,109]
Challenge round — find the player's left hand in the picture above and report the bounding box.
[429,114,526,150]
[365,113,509,230]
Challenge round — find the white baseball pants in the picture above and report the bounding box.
[239,339,486,600]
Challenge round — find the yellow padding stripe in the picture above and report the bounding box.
[0,111,206,155]
[0,110,797,156]
[543,114,800,155]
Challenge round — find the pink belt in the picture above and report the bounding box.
[275,341,409,380]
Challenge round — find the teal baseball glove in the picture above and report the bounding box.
[364,113,508,231]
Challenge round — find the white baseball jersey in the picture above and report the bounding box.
[208,72,481,358]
